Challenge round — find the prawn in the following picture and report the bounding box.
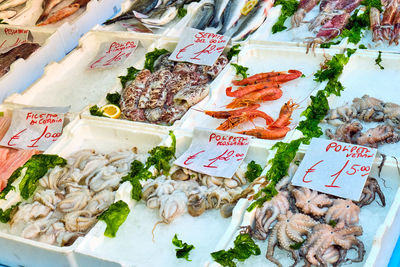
[237,127,291,140]
[232,70,302,86]
[268,100,300,129]
[226,82,280,98]
[226,88,283,109]
[217,110,274,131]
[201,104,260,119]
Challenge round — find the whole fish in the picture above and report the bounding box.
[217,0,247,35]
[231,0,275,41]
[131,0,161,15]
[36,0,64,24]
[141,6,178,25]
[187,0,214,30]
[0,43,40,77]
[0,0,27,11]
[208,0,229,28]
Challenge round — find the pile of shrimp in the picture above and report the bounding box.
[201,70,302,140]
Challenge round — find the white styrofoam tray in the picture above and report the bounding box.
[209,146,400,267]
[4,31,158,116]
[79,36,232,131]
[179,43,341,147]
[322,49,400,158]
[0,116,168,267]
[73,129,271,266]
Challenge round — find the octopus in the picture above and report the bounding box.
[292,187,333,217]
[384,102,400,131]
[325,120,363,143]
[302,224,365,266]
[266,211,319,267]
[253,191,290,240]
[325,199,360,226]
[356,124,399,148]
[357,177,386,208]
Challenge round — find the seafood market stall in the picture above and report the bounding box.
[2,0,400,266]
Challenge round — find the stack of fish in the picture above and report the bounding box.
[0,43,40,78]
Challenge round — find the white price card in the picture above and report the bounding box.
[0,106,70,151]
[174,128,251,178]
[0,26,30,53]
[169,27,228,66]
[291,138,377,201]
[88,40,138,69]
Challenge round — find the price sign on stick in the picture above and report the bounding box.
[174,128,251,178]
[89,40,138,69]
[0,106,70,151]
[169,27,229,66]
[291,138,377,201]
[0,27,30,53]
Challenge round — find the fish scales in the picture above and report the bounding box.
[0,43,40,78]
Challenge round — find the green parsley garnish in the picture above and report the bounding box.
[245,161,263,182]
[98,200,130,238]
[211,233,260,267]
[358,44,367,49]
[0,202,20,223]
[172,234,195,261]
[89,105,105,117]
[231,63,249,79]
[375,51,384,70]
[119,66,141,88]
[272,0,299,33]
[227,44,241,60]
[106,92,121,107]
[177,7,187,18]
[144,48,169,72]
[328,220,338,227]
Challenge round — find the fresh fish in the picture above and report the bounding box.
[0,0,27,11]
[0,10,16,19]
[187,0,214,30]
[217,0,247,35]
[141,6,178,26]
[37,3,81,26]
[36,0,64,24]
[231,0,275,41]
[0,43,40,78]
[208,0,229,28]
[131,0,161,15]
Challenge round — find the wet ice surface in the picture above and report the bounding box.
[5,33,148,113]
[180,44,327,147]
[321,51,400,158]
[78,202,230,266]
[356,30,400,54]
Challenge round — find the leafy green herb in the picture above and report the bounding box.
[272,0,299,33]
[328,220,337,227]
[0,202,20,223]
[18,155,67,200]
[314,53,350,84]
[144,48,169,72]
[359,44,367,49]
[245,161,263,182]
[211,233,260,267]
[106,92,121,107]
[301,74,306,78]
[98,200,130,238]
[375,51,384,70]
[231,63,249,79]
[119,66,141,88]
[346,48,357,57]
[361,0,383,11]
[121,160,152,201]
[177,7,187,18]
[146,131,176,176]
[320,40,341,48]
[172,234,195,261]
[227,44,241,60]
[89,105,105,117]
[289,240,305,250]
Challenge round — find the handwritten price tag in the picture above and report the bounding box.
[169,27,229,66]
[174,128,251,178]
[0,27,30,53]
[291,138,377,201]
[0,106,70,151]
[88,40,138,69]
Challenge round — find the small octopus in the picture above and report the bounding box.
[325,199,360,226]
[292,187,333,217]
[357,177,386,208]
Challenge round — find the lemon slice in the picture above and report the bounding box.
[241,0,258,16]
[101,104,121,119]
